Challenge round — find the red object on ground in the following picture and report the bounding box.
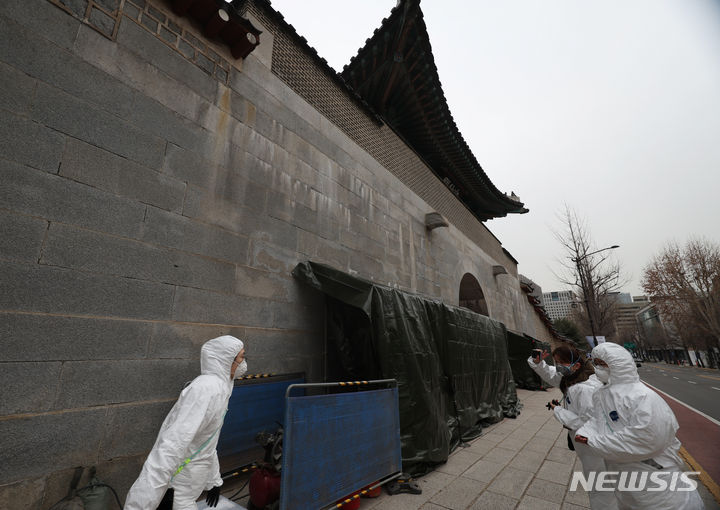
[249,468,281,508]
[645,383,720,485]
[364,486,382,498]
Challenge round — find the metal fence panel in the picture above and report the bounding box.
[217,375,305,459]
[280,386,402,510]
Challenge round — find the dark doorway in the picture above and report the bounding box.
[459,273,489,316]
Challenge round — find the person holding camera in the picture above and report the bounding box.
[529,344,617,510]
[575,342,703,510]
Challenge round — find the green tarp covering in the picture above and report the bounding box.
[292,261,521,476]
[506,332,554,390]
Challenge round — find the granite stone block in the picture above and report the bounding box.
[72,23,217,133]
[0,409,106,484]
[163,142,224,189]
[31,82,165,169]
[61,138,185,211]
[140,206,249,264]
[0,210,47,263]
[0,261,174,320]
[147,322,245,359]
[0,61,36,115]
[250,240,299,275]
[116,17,216,102]
[41,223,236,293]
[55,359,195,408]
[271,300,324,332]
[0,0,80,50]
[182,187,296,246]
[120,91,211,156]
[0,313,151,362]
[0,362,61,415]
[0,109,65,173]
[172,286,273,328]
[100,400,174,458]
[0,159,146,238]
[0,15,135,115]
[235,265,293,301]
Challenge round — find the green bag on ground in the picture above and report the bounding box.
[77,475,117,510]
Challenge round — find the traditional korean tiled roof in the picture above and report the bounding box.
[341,0,527,221]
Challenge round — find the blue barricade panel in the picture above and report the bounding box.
[217,375,304,459]
[280,387,402,510]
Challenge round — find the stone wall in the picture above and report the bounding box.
[0,0,548,506]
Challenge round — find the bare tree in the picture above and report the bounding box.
[554,206,626,340]
[642,238,720,358]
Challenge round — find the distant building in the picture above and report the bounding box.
[608,292,632,304]
[542,290,580,321]
[615,295,650,340]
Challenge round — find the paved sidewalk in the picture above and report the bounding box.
[220,387,719,509]
[355,388,720,510]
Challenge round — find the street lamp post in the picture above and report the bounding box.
[571,245,619,346]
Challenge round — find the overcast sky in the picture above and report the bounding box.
[269,0,720,296]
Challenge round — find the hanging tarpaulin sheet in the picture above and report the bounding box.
[292,261,521,476]
[506,332,552,390]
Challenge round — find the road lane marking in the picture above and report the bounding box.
[679,446,720,504]
[700,374,720,381]
[688,381,697,384]
[673,376,679,379]
[713,387,720,391]
[642,381,720,426]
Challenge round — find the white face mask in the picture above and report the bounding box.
[233,359,248,379]
[594,366,610,383]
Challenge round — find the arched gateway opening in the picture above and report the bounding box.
[459,273,489,316]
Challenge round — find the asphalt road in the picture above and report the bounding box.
[637,361,720,422]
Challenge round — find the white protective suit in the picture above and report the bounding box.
[528,357,618,510]
[576,343,704,510]
[124,335,245,510]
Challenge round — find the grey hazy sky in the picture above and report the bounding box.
[269,0,720,295]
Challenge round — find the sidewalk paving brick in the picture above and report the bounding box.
[429,476,488,509]
[517,494,561,510]
[462,459,506,483]
[508,449,546,473]
[536,460,574,485]
[525,478,566,504]
[469,491,518,510]
[486,466,534,497]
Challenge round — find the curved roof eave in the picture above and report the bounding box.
[341,0,527,220]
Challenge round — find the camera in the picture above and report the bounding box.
[545,399,560,410]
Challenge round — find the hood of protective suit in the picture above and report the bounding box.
[591,342,639,385]
[200,335,244,380]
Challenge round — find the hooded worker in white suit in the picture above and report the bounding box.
[576,342,703,510]
[124,335,246,510]
[528,345,617,510]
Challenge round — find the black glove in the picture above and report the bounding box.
[157,488,174,510]
[205,486,221,507]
